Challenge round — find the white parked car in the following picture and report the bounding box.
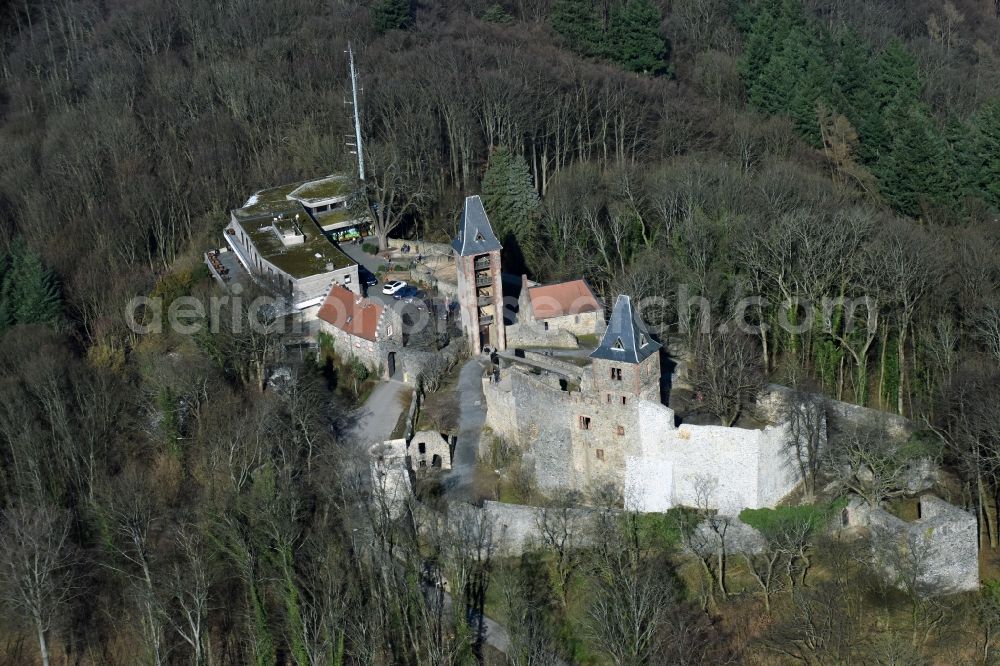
[382,279,407,295]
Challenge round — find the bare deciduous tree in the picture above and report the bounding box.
[0,505,75,666]
[689,327,764,426]
[585,514,674,665]
[166,527,212,666]
[364,142,429,252]
[536,491,585,609]
[779,389,827,498]
[822,422,920,508]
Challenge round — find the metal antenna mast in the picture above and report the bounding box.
[347,43,365,181]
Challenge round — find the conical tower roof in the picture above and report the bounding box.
[589,295,661,364]
[452,195,502,256]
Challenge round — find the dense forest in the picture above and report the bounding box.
[0,0,999,663]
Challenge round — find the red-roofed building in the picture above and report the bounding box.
[317,285,402,371]
[527,279,601,321]
[510,276,605,347]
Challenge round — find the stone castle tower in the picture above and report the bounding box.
[588,295,661,404]
[453,196,507,353]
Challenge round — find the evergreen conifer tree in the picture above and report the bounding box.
[1,242,62,330]
[964,100,1000,211]
[739,0,782,97]
[855,41,921,163]
[0,253,11,332]
[743,0,818,117]
[550,0,602,57]
[606,0,668,75]
[786,29,833,144]
[481,147,540,270]
[482,4,514,24]
[875,101,952,216]
[371,0,412,34]
[830,31,875,145]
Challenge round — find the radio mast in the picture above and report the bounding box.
[347,43,365,181]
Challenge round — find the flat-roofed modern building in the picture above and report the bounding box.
[224,178,361,309]
[286,175,370,240]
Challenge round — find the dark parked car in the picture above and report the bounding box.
[359,267,378,287]
[393,286,425,301]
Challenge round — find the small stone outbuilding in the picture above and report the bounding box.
[408,430,452,471]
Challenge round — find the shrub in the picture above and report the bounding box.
[739,499,847,536]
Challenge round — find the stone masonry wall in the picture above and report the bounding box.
[759,384,913,439]
[485,366,808,515]
[756,424,805,507]
[868,495,979,595]
[447,500,596,557]
[505,323,579,348]
[511,311,604,343]
[318,319,384,371]
[590,353,660,403]
[626,399,805,515]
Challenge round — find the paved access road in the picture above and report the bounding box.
[345,379,407,446]
[442,358,488,500]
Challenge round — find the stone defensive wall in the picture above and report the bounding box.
[625,400,802,515]
[758,384,914,439]
[505,323,579,348]
[866,495,979,594]
[443,500,603,556]
[484,366,809,515]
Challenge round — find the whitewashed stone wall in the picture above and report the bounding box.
[757,425,804,507]
[625,401,801,516]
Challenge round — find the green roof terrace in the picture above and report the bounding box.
[233,182,304,220]
[289,175,356,204]
[232,209,355,279]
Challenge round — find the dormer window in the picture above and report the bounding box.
[640,334,647,347]
[475,232,485,243]
[612,338,624,351]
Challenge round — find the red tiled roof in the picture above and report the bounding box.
[317,285,383,342]
[528,280,601,320]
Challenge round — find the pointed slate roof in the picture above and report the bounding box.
[589,295,661,364]
[452,195,502,256]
